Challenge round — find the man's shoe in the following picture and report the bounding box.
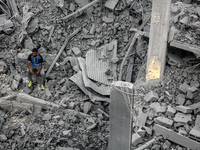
[28,81,32,87]
[41,84,45,90]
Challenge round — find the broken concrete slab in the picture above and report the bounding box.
[176,106,193,114]
[69,71,109,102]
[154,124,200,150]
[154,117,173,128]
[174,112,192,124]
[132,133,143,146]
[78,57,110,96]
[86,49,112,85]
[144,91,159,102]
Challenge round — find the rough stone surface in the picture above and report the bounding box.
[144,91,159,102]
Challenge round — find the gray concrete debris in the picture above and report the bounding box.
[167,53,185,67]
[174,112,192,124]
[11,80,19,90]
[0,134,7,142]
[166,106,176,116]
[150,102,167,113]
[132,133,143,146]
[176,106,193,114]
[78,57,110,96]
[144,91,159,102]
[154,124,200,150]
[176,94,186,105]
[105,0,119,10]
[179,83,190,94]
[154,117,173,128]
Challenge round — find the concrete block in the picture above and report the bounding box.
[163,140,171,150]
[0,88,7,95]
[150,102,167,113]
[176,106,193,114]
[0,134,7,141]
[89,23,96,34]
[132,133,143,146]
[189,128,200,142]
[187,87,198,99]
[14,74,22,81]
[178,129,187,136]
[11,80,19,90]
[176,94,186,105]
[102,16,114,23]
[166,106,176,116]
[72,47,81,57]
[174,113,192,124]
[105,0,119,10]
[42,113,52,121]
[23,87,31,94]
[190,81,200,88]
[154,117,173,128]
[45,88,52,97]
[144,91,158,102]
[180,16,189,25]
[137,128,146,137]
[189,115,200,142]
[143,126,153,135]
[63,130,71,136]
[179,83,190,94]
[136,108,147,127]
[82,28,89,34]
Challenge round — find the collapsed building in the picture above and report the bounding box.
[0,0,200,150]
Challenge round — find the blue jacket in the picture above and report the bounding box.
[28,54,43,66]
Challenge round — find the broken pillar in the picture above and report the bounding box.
[108,81,133,150]
[146,0,171,81]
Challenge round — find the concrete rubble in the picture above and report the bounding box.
[0,0,200,149]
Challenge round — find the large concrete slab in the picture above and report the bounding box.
[86,49,112,85]
[146,0,171,81]
[108,81,133,150]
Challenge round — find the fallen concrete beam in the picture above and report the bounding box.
[154,124,200,150]
[46,27,81,77]
[170,40,200,58]
[108,81,133,150]
[16,93,59,109]
[0,99,33,113]
[62,0,100,20]
[146,0,171,81]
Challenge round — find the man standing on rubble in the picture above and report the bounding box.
[27,48,45,90]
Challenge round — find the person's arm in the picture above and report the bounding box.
[36,63,42,76]
[28,61,33,74]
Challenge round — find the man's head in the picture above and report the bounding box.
[32,48,38,57]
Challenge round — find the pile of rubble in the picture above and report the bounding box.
[132,52,200,149]
[0,0,200,149]
[170,1,200,46]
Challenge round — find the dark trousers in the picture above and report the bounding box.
[27,65,45,84]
